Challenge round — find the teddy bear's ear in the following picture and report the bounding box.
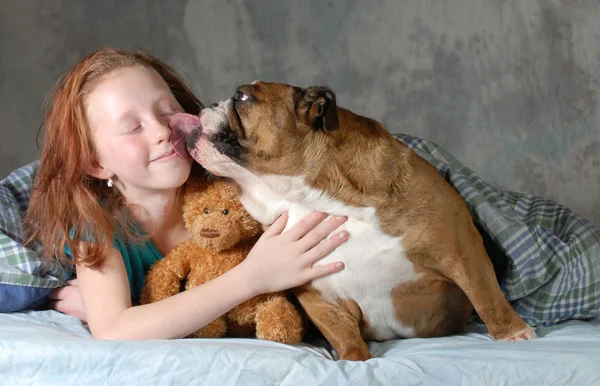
[239,211,264,239]
[184,173,216,196]
[184,179,202,193]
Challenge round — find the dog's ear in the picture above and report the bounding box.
[299,86,339,132]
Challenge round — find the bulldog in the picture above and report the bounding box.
[169,81,536,361]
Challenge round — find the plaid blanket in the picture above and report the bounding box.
[0,160,67,312]
[2,137,600,325]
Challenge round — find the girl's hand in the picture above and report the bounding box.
[240,211,348,296]
[48,279,87,322]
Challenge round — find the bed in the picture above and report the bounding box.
[2,310,599,385]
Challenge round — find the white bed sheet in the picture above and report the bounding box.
[1,310,598,385]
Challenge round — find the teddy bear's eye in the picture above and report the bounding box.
[222,209,229,215]
[203,208,209,214]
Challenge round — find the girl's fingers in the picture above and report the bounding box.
[48,283,78,300]
[297,216,348,252]
[304,230,349,262]
[284,211,329,241]
[262,212,289,237]
[306,261,345,282]
[48,287,67,300]
[49,300,66,313]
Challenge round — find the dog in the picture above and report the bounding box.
[169,81,536,361]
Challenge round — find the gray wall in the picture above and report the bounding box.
[2,0,599,226]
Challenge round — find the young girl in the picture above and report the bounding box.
[25,47,348,340]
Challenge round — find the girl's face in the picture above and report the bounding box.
[86,66,193,197]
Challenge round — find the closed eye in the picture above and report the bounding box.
[128,124,142,134]
[158,107,184,123]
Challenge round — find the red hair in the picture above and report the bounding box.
[26,47,204,269]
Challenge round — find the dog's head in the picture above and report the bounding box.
[169,81,341,180]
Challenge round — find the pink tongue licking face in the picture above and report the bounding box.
[169,113,202,160]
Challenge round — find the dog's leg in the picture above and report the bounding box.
[391,273,474,338]
[295,287,372,361]
[431,223,536,341]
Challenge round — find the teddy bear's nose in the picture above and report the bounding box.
[200,228,220,238]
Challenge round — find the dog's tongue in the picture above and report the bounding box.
[169,113,202,160]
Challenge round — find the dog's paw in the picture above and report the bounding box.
[338,346,373,361]
[499,324,537,342]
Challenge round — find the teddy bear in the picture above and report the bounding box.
[140,177,304,344]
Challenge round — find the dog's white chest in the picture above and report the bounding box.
[238,175,422,340]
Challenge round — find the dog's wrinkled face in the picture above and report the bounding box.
[169,81,339,179]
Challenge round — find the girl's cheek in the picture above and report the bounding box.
[120,139,148,161]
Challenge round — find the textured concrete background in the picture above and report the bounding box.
[1,0,599,226]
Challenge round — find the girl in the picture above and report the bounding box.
[25,47,348,340]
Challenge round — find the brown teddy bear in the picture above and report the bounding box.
[140,178,303,344]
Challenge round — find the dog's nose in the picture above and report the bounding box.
[210,102,218,108]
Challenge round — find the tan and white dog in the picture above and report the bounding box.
[169,81,536,361]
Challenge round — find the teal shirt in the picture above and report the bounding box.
[113,236,163,305]
[65,232,163,305]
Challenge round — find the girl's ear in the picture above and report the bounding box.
[86,163,112,181]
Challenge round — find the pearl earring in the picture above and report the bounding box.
[107,178,114,188]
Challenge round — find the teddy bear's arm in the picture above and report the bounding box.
[140,242,194,304]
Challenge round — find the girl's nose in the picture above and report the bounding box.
[152,120,171,143]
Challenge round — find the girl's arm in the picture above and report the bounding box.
[76,211,348,340]
[77,245,257,340]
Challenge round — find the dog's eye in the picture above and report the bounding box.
[234,90,249,102]
[222,209,229,215]
[203,208,209,214]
